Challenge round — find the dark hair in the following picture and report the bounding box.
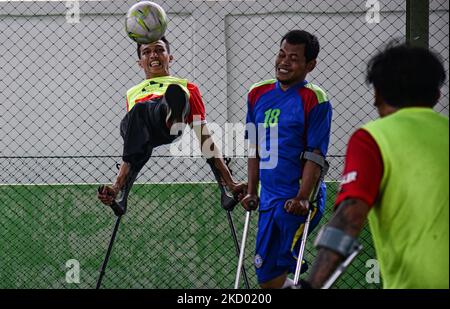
[367,41,446,108]
[281,30,320,62]
[137,36,170,59]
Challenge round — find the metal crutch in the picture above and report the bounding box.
[225,211,250,288]
[293,206,313,285]
[96,211,122,289]
[206,158,250,289]
[234,208,252,289]
[96,163,137,288]
[293,160,329,286]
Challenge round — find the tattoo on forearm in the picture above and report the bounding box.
[328,199,368,237]
[308,248,343,289]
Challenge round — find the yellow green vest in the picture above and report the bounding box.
[126,76,190,111]
[362,107,449,289]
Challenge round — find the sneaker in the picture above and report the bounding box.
[163,84,189,126]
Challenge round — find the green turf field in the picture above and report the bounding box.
[0,182,380,288]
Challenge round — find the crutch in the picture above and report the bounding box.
[234,208,252,289]
[206,158,250,289]
[96,163,138,288]
[96,189,123,289]
[293,155,329,286]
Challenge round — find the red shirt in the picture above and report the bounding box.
[186,82,206,125]
[334,129,383,209]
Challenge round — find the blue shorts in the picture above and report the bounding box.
[253,200,323,284]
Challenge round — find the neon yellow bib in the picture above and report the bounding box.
[126,76,190,111]
[363,108,449,289]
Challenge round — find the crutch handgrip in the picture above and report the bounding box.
[206,158,239,211]
[98,185,126,216]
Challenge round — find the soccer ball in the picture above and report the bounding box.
[125,1,168,44]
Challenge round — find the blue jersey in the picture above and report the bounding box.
[246,79,332,211]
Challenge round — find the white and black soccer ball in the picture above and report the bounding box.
[125,1,168,44]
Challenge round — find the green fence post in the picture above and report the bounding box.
[406,0,429,48]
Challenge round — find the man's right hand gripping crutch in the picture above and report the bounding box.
[284,151,329,286]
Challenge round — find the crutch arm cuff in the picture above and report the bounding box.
[314,226,360,257]
[301,151,326,168]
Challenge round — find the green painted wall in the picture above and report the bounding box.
[0,182,380,289]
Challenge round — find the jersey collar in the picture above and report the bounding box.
[276,79,308,92]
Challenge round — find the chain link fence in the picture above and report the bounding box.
[0,0,448,289]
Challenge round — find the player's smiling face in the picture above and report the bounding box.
[275,41,316,90]
[139,40,173,78]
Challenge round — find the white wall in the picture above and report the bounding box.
[0,0,448,184]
